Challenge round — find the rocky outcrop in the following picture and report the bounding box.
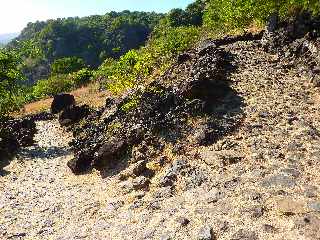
[58,105,92,127]
[67,40,244,174]
[51,93,75,114]
[0,116,37,169]
[261,12,320,86]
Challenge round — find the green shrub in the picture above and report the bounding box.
[120,97,140,112]
[70,68,93,86]
[32,74,75,98]
[51,57,85,75]
[95,25,200,95]
[0,50,24,115]
[204,0,320,31]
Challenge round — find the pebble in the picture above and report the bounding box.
[197,226,214,240]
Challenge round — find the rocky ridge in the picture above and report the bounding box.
[1,13,320,239]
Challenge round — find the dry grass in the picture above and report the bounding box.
[13,83,109,117]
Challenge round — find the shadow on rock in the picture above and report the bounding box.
[17,145,71,160]
[67,38,245,176]
[0,116,37,170]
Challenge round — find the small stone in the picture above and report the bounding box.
[119,160,148,180]
[261,174,296,188]
[197,226,214,240]
[206,188,224,203]
[304,186,318,198]
[133,191,145,199]
[176,217,190,226]
[153,187,173,199]
[160,234,172,240]
[119,180,134,193]
[231,229,258,240]
[216,220,229,232]
[251,207,264,218]
[281,168,300,178]
[275,197,306,215]
[308,202,320,212]
[262,224,277,233]
[132,176,150,190]
[159,159,188,187]
[106,200,124,211]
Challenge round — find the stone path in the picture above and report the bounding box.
[1,40,320,239]
[0,121,117,239]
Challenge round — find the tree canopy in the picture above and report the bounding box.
[0,50,24,114]
[7,11,164,83]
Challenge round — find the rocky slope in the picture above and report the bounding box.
[1,13,320,239]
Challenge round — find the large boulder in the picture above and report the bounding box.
[58,105,92,127]
[51,94,75,114]
[0,116,37,169]
[67,151,94,175]
[67,35,245,176]
[94,139,128,169]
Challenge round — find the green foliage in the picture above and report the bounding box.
[51,57,85,75]
[120,97,140,112]
[32,67,92,99]
[70,68,93,86]
[204,0,320,30]
[95,50,151,94]
[8,11,163,83]
[151,26,200,57]
[0,49,24,115]
[32,74,75,99]
[95,25,200,95]
[167,0,206,27]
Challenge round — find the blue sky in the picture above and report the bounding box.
[0,0,194,34]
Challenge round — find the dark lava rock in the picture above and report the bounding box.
[94,139,128,169]
[67,32,247,175]
[29,111,54,121]
[177,217,190,226]
[251,207,265,218]
[0,116,37,169]
[177,53,192,64]
[159,159,188,187]
[58,105,92,126]
[67,151,94,175]
[132,176,150,190]
[51,93,75,114]
[261,12,320,82]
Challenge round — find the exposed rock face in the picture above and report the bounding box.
[0,116,37,169]
[67,39,245,174]
[58,105,92,127]
[261,12,320,85]
[51,93,75,114]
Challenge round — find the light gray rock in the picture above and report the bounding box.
[197,226,214,240]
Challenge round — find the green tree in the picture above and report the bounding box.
[0,50,24,115]
[51,57,85,75]
[204,0,320,30]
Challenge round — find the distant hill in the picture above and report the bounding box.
[0,33,19,45]
[7,11,164,83]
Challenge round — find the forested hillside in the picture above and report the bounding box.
[0,0,319,116]
[7,11,163,83]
